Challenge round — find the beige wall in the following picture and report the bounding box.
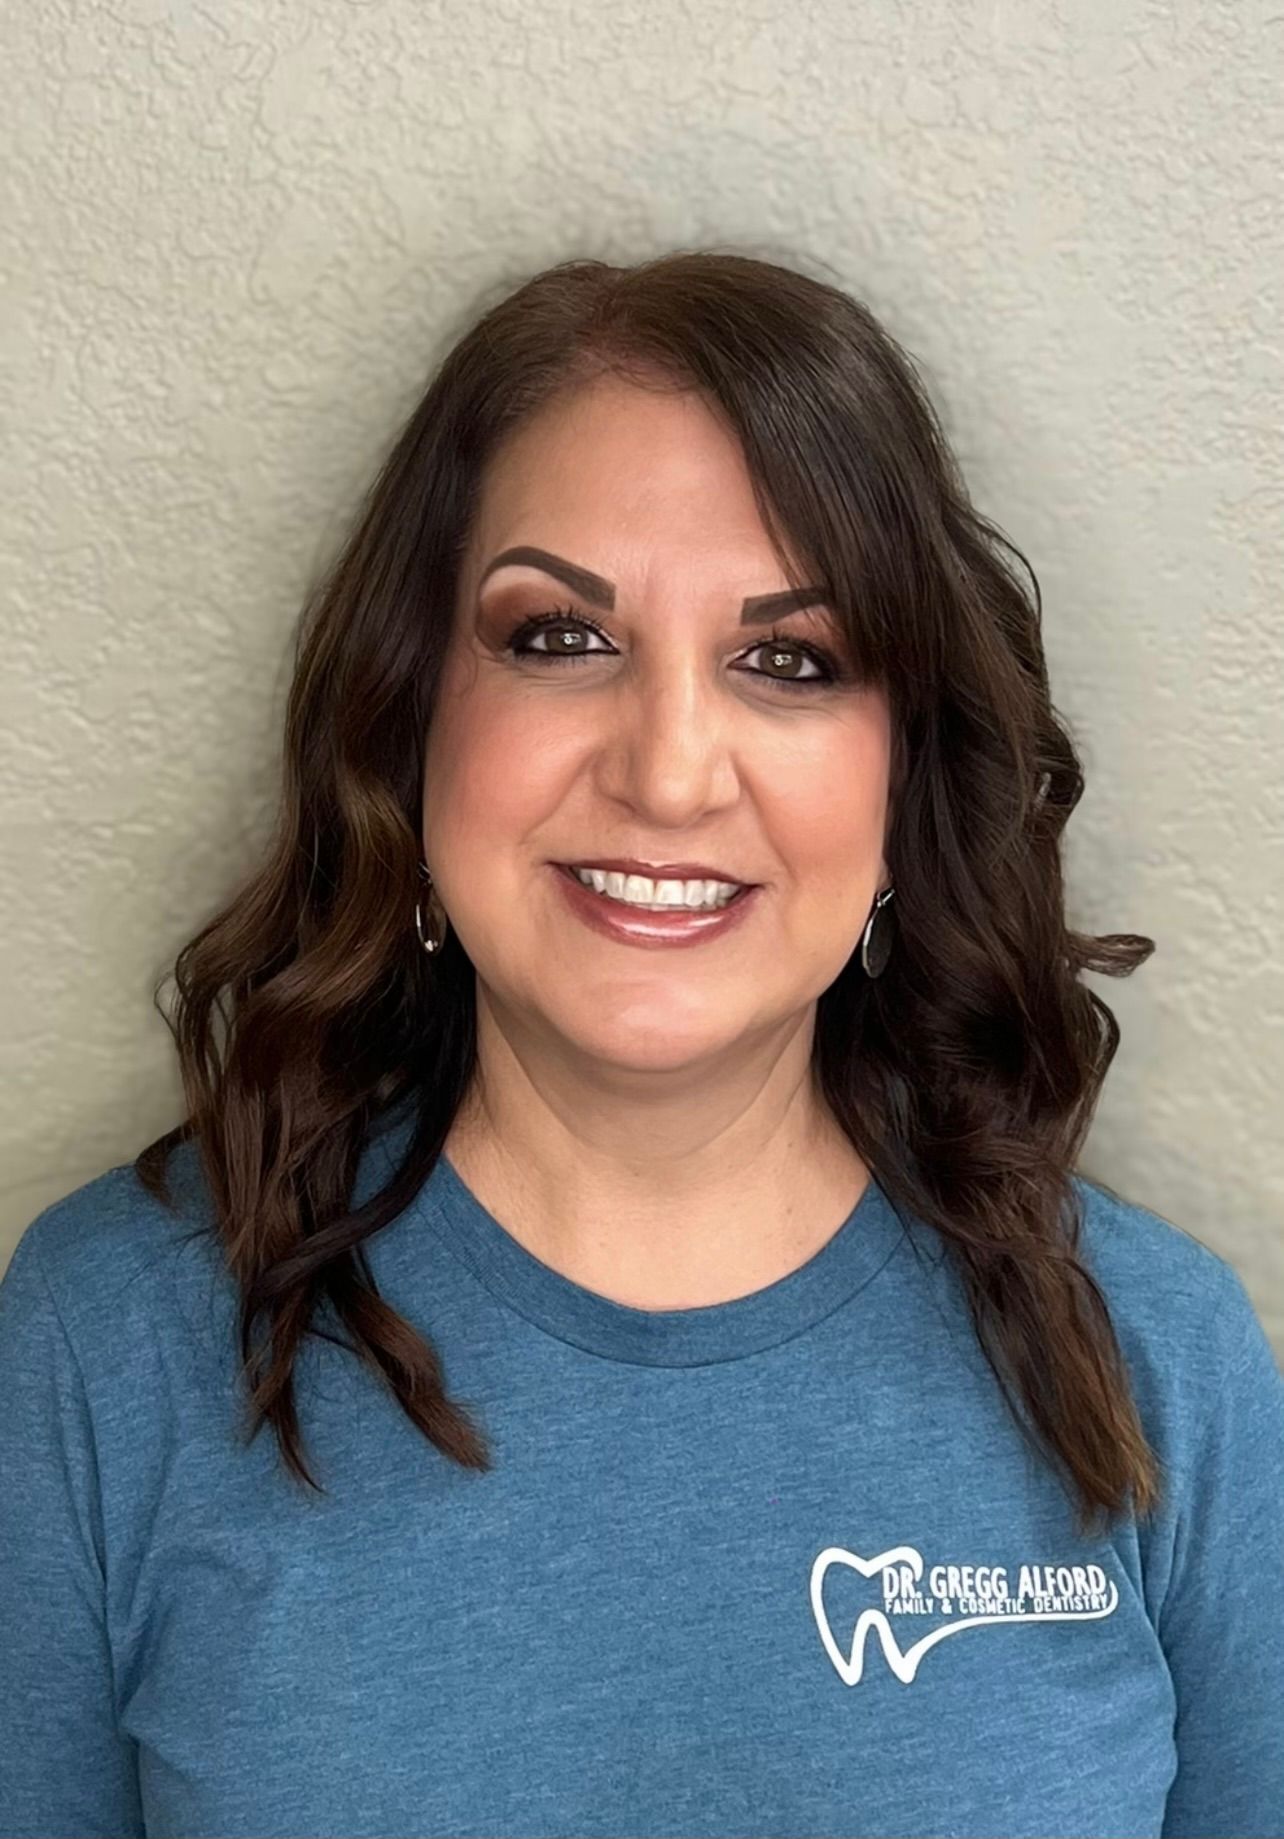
[3,1,1280,1350]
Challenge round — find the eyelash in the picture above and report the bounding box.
[505,606,841,692]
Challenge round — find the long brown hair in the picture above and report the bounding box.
[137,247,1161,1537]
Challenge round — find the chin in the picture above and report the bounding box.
[554,1003,754,1070]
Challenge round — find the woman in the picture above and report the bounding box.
[1,250,1280,1839]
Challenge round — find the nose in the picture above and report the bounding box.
[596,658,740,826]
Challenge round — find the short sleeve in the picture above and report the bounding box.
[1159,1268,1284,1839]
[0,1225,145,1839]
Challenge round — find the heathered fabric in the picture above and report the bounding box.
[1,1108,1281,1838]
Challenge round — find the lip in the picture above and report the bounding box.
[554,858,757,886]
[550,862,763,949]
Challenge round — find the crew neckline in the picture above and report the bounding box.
[366,1110,913,1366]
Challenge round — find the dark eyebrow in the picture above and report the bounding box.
[477,545,830,626]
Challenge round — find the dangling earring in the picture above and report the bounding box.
[415,861,449,955]
[859,885,895,978]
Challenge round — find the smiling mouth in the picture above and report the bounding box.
[555,863,754,911]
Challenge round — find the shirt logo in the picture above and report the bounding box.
[810,1543,1119,1685]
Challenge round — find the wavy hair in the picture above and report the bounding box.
[136,248,1160,1537]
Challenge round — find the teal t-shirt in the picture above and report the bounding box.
[1,1111,1281,1838]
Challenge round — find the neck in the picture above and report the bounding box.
[439,990,869,1311]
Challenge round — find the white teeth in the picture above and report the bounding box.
[570,867,742,910]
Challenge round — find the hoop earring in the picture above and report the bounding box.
[415,862,449,955]
[859,885,895,978]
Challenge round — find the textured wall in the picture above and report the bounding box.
[2,0,1280,1348]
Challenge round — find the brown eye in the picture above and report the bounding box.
[738,632,836,690]
[506,609,841,693]
[506,608,612,664]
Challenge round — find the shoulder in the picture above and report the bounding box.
[1068,1172,1279,1443]
[1,1138,222,1355]
[1070,1171,1241,1313]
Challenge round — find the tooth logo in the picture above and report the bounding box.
[810,1544,1120,1685]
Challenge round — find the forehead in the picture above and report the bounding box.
[463,375,799,586]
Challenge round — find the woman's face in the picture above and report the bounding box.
[421,373,893,1077]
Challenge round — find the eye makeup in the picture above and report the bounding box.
[502,605,847,694]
